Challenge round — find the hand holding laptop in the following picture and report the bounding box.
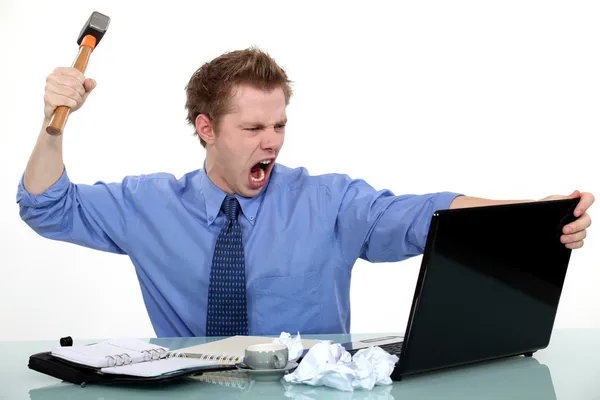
[540,190,594,249]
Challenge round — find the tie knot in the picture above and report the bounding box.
[222,195,240,220]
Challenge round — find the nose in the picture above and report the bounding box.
[260,125,284,152]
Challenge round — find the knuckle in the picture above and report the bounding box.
[69,78,85,94]
[67,86,81,99]
[53,95,76,108]
[46,72,59,85]
[63,76,76,86]
[55,67,81,81]
[70,68,85,82]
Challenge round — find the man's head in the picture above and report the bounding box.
[185,47,293,197]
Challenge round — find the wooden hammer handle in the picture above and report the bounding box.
[46,35,96,136]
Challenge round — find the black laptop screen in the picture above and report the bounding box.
[398,198,578,376]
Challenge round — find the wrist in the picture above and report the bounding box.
[449,196,535,209]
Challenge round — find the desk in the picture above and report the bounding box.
[2,330,599,399]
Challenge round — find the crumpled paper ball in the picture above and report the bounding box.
[283,341,399,392]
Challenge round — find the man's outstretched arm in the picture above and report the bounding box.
[329,174,593,264]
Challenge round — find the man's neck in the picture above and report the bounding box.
[204,155,234,195]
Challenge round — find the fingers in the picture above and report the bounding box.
[52,67,85,85]
[84,78,97,92]
[561,229,587,244]
[44,91,78,109]
[575,192,595,217]
[564,213,592,234]
[562,209,591,250]
[44,67,95,118]
[81,79,97,103]
[47,70,86,95]
[565,240,584,250]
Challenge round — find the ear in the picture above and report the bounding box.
[195,114,215,145]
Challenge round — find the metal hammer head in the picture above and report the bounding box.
[77,11,110,46]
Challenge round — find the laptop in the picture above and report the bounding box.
[341,197,579,381]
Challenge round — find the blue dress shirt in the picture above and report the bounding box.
[16,164,461,337]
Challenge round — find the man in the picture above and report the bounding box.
[17,48,594,338]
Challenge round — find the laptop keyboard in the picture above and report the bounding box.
[347,341,403,355]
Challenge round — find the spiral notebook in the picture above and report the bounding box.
[45,338,237,379]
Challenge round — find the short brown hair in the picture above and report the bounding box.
[185,47,293,147]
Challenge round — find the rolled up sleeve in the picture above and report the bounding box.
[16,167,138,254]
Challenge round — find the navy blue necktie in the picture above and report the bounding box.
[206,195,249,336]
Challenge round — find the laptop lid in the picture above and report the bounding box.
[395,198,578,378]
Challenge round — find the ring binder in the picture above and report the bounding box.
[105,353,134,367]
[142,348,166,361]
[29,338,240,385]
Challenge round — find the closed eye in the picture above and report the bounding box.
[243,124,286,132]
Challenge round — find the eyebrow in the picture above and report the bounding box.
[240,118,288,128]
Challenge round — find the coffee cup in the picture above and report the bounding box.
[244,343,289,370]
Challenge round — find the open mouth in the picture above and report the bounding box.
[248,159,273,188]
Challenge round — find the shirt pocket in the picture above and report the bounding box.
[248,270,322,335]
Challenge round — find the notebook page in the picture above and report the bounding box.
[104,338,160,351]
[100,357,216,377]
[175,335,326,359]
[51,339,168,368]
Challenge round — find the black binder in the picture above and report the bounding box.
[28,339,237,386]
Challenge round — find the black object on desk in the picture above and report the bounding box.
[59,336,73,347]
[28,351,233,387]
[27,337,237,387]
[341,198,579,382]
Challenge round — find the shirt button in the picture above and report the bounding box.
[208,216,214,221]
[249,216,254,221]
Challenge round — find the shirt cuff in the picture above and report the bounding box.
[16,167,71,207]
[433,191,464,212]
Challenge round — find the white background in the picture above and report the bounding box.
[0,0,598,341]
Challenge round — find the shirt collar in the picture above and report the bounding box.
[198,166,270,227]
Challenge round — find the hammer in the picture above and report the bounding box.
[46,11,110,136]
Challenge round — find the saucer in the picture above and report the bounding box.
[235,361,298,382]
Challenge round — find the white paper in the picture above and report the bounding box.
[101,357,214,377]
[272,331,305,362]
[283,342,399,392]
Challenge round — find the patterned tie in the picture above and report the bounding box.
[206,195,249,336]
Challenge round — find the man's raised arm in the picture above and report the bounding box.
[17,67,137,254]
[23,67,95,194]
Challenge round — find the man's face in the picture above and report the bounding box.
[206,84,287,197]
